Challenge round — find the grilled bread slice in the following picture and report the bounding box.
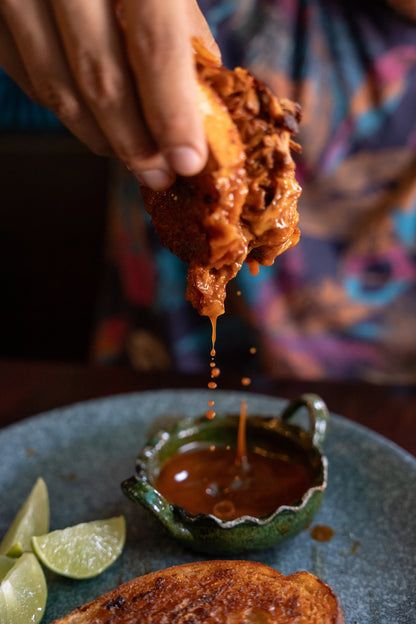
[51,560,344,623]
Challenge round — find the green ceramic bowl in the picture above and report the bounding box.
[122,393,328,555]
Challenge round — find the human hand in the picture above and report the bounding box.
[0,0,219,189]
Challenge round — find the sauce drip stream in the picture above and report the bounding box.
[206,314,219,417]
[236,400,247,464]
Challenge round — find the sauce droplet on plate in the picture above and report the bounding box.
[310,525,334,542]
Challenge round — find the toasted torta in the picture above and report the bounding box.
[51,560,344,623]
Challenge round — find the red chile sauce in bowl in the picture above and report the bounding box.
[154,401,316,520]
[122,394,328,553]
[154,444,314,520]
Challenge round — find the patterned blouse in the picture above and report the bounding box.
[3,1,416,382]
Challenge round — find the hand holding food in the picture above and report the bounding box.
[0,0,218,188]
[141,41,302,320]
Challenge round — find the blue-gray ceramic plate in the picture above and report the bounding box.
[0,389,415,624]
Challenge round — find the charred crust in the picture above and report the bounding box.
[52,561,344,623]
[104,595,126,610]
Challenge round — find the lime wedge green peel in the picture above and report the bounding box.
[32,515,126,579]
[0,552,47,624]
[0,478,49,557]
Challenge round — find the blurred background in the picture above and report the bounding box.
[1,73,110,362]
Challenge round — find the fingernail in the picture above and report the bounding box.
[165,146,205,177]
[137,169,174,190]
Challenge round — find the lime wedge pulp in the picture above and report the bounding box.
[0,552,47,624]
[0,478,49,557]
[0,556,15,581]
[31,515,126,579]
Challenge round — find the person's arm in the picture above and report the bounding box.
[0,0,219,190]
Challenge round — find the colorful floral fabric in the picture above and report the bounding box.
[93,0,416,382]
[5,1,413,381]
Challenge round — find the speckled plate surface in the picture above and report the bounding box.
[0,389,415,624]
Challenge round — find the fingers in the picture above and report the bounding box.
[50,0,172,188]
[0,0,111,156]
[0,0,218,188]
[120,0,210,178]
[0,15,38,103]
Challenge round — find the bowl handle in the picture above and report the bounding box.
[121,476,193,541]
[280,393,329,450]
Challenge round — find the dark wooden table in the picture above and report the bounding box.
[0,359,415,456]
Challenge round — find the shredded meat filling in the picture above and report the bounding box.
[141,42,301,319]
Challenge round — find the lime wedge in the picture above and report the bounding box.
[0,478,49,557]
[0,556,15,581]
[0,552,47,624]
[31,515,126,579]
